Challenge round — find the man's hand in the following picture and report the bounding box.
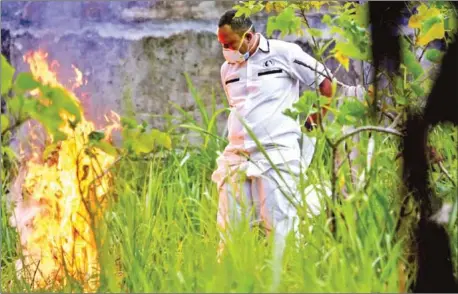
[305,77,333,130]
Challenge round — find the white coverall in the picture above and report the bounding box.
[212,34,362,286]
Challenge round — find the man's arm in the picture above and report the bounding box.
[288,44,334,130]
[305,77,333,129]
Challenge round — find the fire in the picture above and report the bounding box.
[71,64,86,91]
[9,50,120,291]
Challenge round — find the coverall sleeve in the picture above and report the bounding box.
[288,43,332,89]
[220,63,229,99]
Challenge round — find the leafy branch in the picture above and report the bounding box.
[298,8,333,79]
[236,1,457,221]
[332,126,403,149]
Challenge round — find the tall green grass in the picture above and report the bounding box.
[1,78,456,292]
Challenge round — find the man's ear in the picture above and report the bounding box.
[246,32,253,42]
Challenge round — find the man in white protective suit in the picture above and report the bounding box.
[212,9,365,284]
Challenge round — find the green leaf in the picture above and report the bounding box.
[307,28,323,38]
[282,108,299,120]
[151,129,172,150]
[134,131,156,154]
[432,1,445,9]
[29,104,67,142]
[417,19,445,46]
[449,200,458,232]
[395,94,407,106]
[141,120,148,130]
[337,99,366,125]
[266,7,302,37]
[422,15,443,34]
[319,95,330,106]
[1,54,15,95]
[52,131,67,142]
[2,145,18,160]
[292,97,311,115]
[354,2,369,28]
[330,26,345,36]
[411,82,425,97]
[402,49,424,79]
[120,116,138,129]
[7,97,20,115]
[394,76,404,93]
[1,114,9,133]
[320,39,336,56]
[251,2,264,15]
[322,14,332,25]
[293,90,319,116]
[425,48,443,63]
[444,15,457,31]
[234,7,251,18]
[7,96,23,115]
[92,141,118,156]
[89,130,106,142]
[266,19,275,38]
[41,86,82,124]
[23,98,38,113]
[7,96,37,122]
[14,72,40,91]
[128,128,172,155]
[343,2,355,10]
[121,128,140,152]
[335,42,368,60]
[326,123,341,140]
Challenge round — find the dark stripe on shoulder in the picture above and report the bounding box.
[293,59,311,69]
[258,69,283,76]
[225,78,240,85]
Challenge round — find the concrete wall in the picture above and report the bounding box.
[2,1,367,133]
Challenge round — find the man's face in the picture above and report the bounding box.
[217,24,252,53]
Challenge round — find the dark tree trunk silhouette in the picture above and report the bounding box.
[368,2,458,292]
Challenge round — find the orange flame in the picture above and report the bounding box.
[71,64,85,91]
[103,111,121,141]
[10,50,120,292]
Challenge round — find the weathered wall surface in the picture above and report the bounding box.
[1,1,366,133]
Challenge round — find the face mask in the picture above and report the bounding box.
[222,26,254,64]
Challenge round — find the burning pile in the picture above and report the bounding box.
[8,50,120,291]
